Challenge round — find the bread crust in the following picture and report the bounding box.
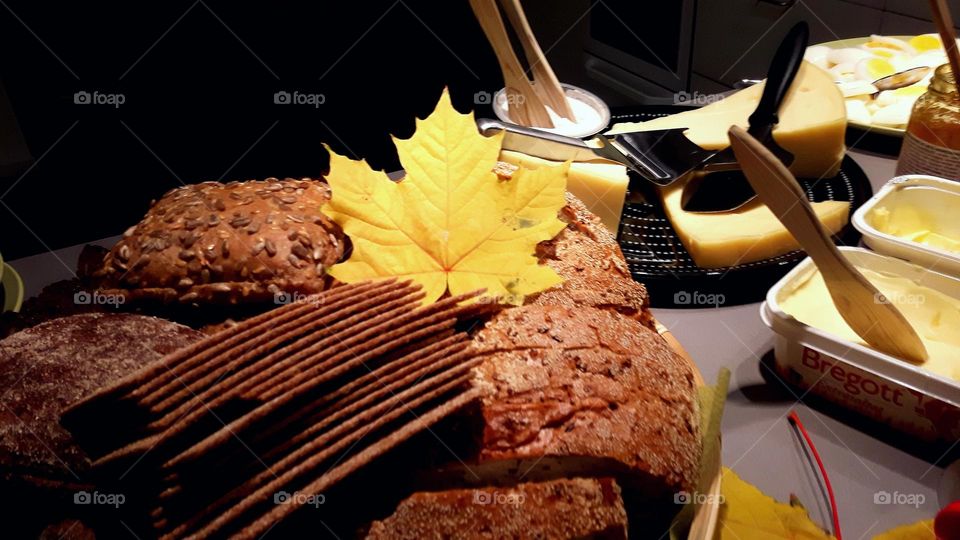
[88,178,345,305]
[471,305,701,496]
[366,477,628,539]
[533,193,653,329]
[0,313,202,486]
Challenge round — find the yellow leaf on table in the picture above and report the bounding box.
[716,467,835,540]
[872,520,935,540]
[321,89,569,305]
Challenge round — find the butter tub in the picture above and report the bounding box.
[761,247,960,441]
[853,174,960,277]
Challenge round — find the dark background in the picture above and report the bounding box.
[0,1,521,259]
[0,1,943,259]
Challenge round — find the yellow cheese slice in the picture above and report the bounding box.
[661,180,850,268]
[607,61,846,179]
[499,149,628,234]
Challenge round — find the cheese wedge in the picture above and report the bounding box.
[661,180,850,268]
[499,150,628,234]
[607,62,846,179]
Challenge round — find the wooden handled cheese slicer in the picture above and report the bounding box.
[677,21,808,213]
[729,125,928,363]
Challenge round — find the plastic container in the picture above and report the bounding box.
[761,247,960,441]
[853,174,960,277]
[493,83,610,138]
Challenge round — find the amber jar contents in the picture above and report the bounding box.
[897,65,960,179]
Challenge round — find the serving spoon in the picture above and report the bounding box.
[728,125,928,363]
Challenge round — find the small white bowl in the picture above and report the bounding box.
[853,174,960,277]
[492,83,610,139]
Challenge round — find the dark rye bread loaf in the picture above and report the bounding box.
[0,313,202,486]
[533,192,653,329]
[469,305,700,498]
[366,477,628,540]
[87,178,345,305]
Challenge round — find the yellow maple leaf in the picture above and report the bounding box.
[716,467,835,540]
[872,520,935,540]
[321,89,569,305]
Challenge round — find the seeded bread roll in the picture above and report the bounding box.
[366,477,628,539]
[88,178,345,305]
[469,305,701,498]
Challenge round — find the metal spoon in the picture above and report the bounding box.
[871,66,931,98]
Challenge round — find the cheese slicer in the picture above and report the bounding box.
[728,125,928,363]
[677,21,808,213]
[476,117,717,184]
[480,23,810,196]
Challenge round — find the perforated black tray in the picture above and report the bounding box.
[610,106,873,308]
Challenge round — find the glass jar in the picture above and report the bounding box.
[896,64,960,180]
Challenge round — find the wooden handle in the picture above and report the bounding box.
[469,0,554,128]
[929,0,960,81]
[729,125,928,362]
[726,127,846,275]
[497,0,575,120]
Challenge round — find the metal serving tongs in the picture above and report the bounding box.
[678,21,809,212]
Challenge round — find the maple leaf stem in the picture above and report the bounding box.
[788,410,842,540]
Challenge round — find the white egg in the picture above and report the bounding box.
[829,62,857,80]
[827,48,872,66]
[891,55,916,73]
[871,99,915,127]
[845,99,872,125]
[804,45,831,69]
[866,35,917,55]
[838,80,878,97]
[875,91,898,106]
[910,51,948,69]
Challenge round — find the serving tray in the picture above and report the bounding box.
[611,105,872,308]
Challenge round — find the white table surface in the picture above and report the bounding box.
[6,149,949,538]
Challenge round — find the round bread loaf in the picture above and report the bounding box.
[532,193,652,328]
[88,178,345,305]
[0,313,202,486]
[366,477,628,539]
[471,305,701,496]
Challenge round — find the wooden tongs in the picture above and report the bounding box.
[469,0,575,128]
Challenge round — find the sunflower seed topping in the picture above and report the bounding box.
[229,216,252,228]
